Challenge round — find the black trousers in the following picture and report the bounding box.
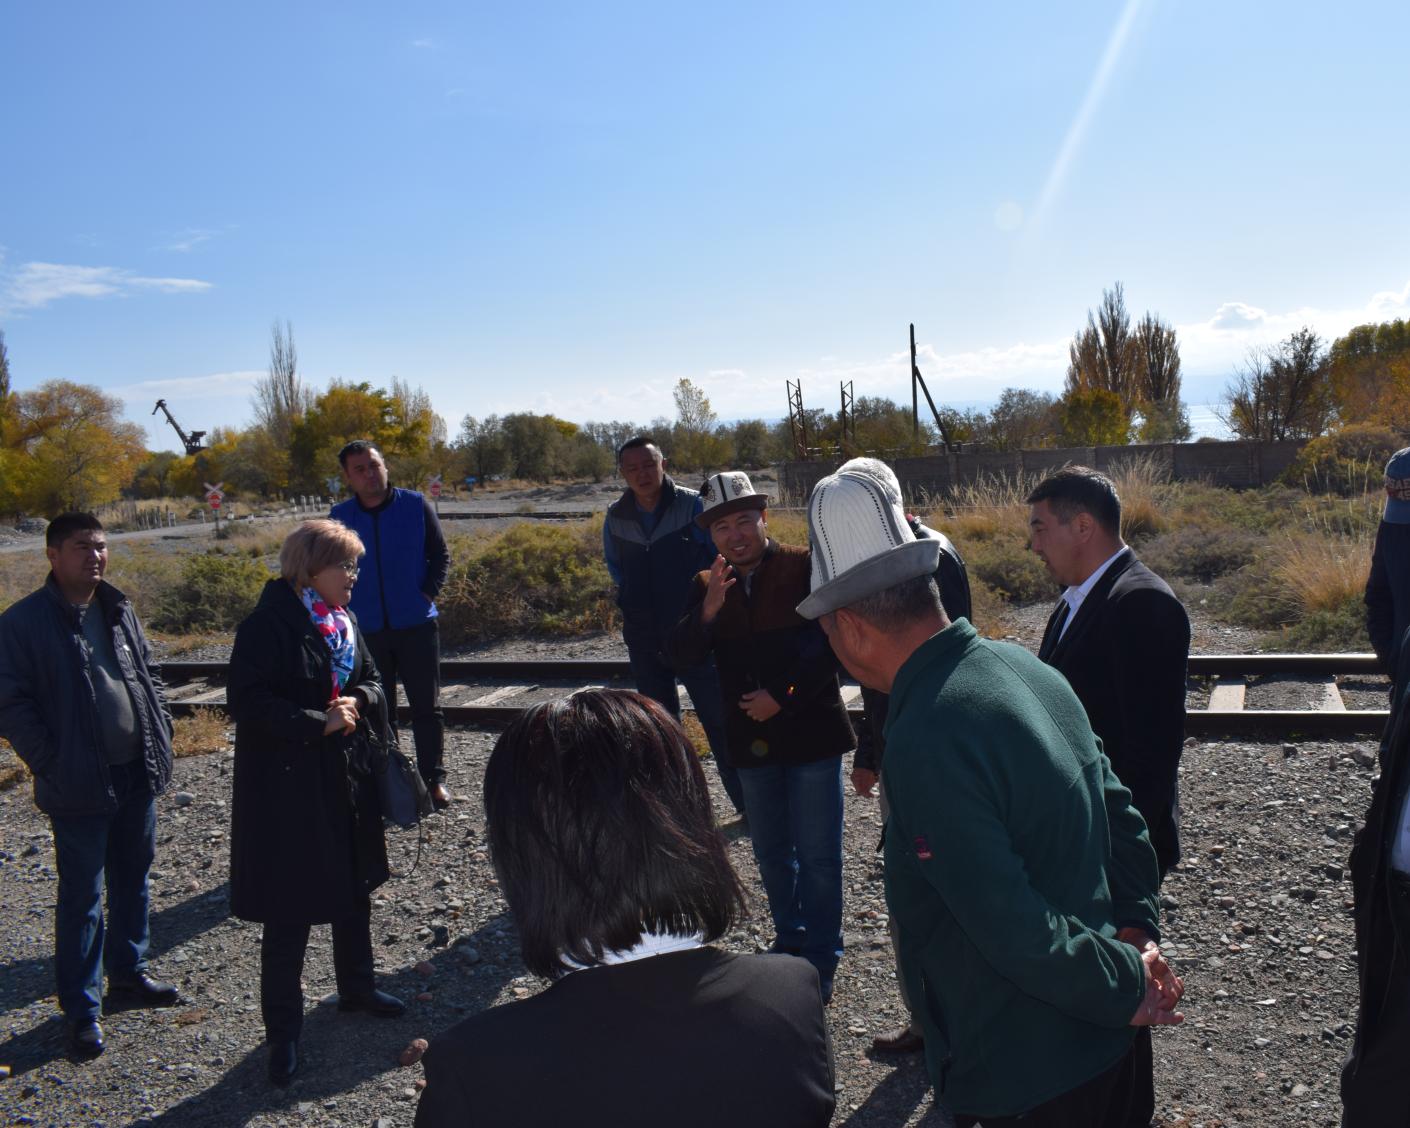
[1342,875,1410,1127]
[365,620,445,786]
[259,900,374,1043]
[955,1036,1139,1128]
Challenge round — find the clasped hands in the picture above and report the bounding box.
[1119,927,1185,1027]
[324,695,361,735]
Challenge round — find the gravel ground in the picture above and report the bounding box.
[1,577,1389,1127]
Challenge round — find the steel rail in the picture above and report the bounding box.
[159,654,1392,736]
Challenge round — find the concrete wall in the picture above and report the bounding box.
[777,439,1307,505]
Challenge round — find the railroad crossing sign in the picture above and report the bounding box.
[204,481,224,510]
[428,474,443,499]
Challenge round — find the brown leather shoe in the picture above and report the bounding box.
[429,783,453,810]
[871,1025,924,1054]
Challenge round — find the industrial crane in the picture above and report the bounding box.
[151,399,207,456]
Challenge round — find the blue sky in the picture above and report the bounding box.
[2,0,1408,451]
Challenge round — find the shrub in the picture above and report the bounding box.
[1281,423,1404,495]
[150,552,271,633]
[1142,526,1262,583]
[437,521,617,644]
[1271,599,1370,652]
[963,537,1055,605]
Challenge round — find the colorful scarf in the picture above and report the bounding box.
[300,587,357,700]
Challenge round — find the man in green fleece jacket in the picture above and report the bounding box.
[797,469,1184,1125]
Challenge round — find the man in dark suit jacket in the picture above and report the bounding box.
[1028,466,1190,1128]
[1342,624,1410,1127]
[1028,467,1190,879]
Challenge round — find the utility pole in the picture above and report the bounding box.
[910,324,954,449]
[786,380,809,460]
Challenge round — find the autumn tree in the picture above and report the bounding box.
[1066,283,1140,412]
[1221,327,1333,442]
[988,388,1058,451]
[6,381,146,513]
[1058,387,1131,447]
[1131,313,1191,442]
[455,415,508,481]
[1329,318,1410,429]
[671,378,730,471]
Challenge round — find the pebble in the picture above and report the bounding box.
[174,792,195,807]
[398,1039,429,1067]
[414,961,434,977]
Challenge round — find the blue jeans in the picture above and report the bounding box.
[737,757,845,994]
[49,760,156,1021]
[625,637,745,813]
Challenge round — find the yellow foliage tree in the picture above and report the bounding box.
[8,381,147,514]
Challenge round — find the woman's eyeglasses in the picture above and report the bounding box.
[337,561,360,578]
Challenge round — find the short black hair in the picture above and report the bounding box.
[1026,466,1121,536]
[46,512,104,549]
[484,690,744,978]
[337,439,383,468]
[616,435,663,463]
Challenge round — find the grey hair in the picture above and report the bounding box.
[837,457,902,506]
[844,573,942,632]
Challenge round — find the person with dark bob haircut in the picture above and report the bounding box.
[414,690,836,1128]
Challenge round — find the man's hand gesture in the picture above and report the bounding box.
[700,555,736,625]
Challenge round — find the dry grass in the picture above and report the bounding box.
[0,710,228,798]
[1273,531,1374,617]
[172,709,232,758]
[1106,454,1170,542]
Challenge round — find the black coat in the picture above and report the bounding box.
[667,541,854,769]
[414,948,835,1128]
[1347,629,1410,1082]
[1365,520,1410,673]
[1038,549,1190,877]
[228,580,390,924]
[0,576,173,816]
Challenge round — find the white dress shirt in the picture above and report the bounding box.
[1057,546,1130,642]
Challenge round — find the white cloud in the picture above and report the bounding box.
[411,37,436,49]
[1,261,213,313]
[1207,301,1267,330]
[162,228,216,253]
[112,370,263,401]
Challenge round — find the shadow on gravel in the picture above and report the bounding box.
[837,1059,952,1128]
[128,910,522,1127]
[0,881,232,1027]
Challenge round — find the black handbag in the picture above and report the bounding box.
[361,716,433,828]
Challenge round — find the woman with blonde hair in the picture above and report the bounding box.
[228,518,404,1087]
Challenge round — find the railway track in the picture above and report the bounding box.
[160,654,1392,737]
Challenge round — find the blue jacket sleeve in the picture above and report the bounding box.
[603,517,623,587]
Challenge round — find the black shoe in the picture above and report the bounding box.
[108,972,180,1007]
[337,988,406,1017]
[429,783,453,811]
[268,1039,299,1086]
[66,1018,105,1059]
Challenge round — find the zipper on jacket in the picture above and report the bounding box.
[372,509,391,630]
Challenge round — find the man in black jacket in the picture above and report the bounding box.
[1365,446,1410,675]
[1342,623,1410,1126]
[1028,467,1190,1128]
[0,513,178,1058]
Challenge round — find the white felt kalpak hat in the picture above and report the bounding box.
[696,470,769,529]
[796,471,941,620]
